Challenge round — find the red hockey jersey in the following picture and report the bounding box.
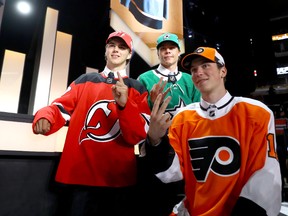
[33,72,150,187]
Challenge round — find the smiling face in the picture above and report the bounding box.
[105,37,132,70]
[190,57,227,101]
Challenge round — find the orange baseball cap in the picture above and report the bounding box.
[106,31,133,51]
[181,47,225,70]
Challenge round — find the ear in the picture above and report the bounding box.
[157,49,160,57]
[127,52,132,60]
[220,66,227,78]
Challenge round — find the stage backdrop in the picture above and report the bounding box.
[111,0,184,66]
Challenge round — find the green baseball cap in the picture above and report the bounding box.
[156,33,180,50]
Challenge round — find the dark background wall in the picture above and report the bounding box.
[0,112,64,216]
[0,151,60,215]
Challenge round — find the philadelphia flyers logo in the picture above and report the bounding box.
[79,100,120,144]
[188,136,241,182]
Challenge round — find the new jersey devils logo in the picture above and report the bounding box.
[188,136,241,182]
[79,100,120,144]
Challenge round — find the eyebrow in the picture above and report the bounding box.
[107,41,128,47]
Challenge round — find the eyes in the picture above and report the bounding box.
[159,46,178,51]
[107,43,128,50]
[190,63,210,73]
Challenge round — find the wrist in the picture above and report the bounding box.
[117,103,125,110]
[147,134,161,146]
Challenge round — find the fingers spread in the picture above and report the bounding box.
[159,96,171,114]
[151,93,162,116]
[151,94,171,117]
[159,79,167,92]
[163,86,170,98]
[157,77,164,87]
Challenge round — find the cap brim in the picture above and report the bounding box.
[107,36,132,51]
[181,53,217,70]
[157,41,180,49]
[181,53,201,70]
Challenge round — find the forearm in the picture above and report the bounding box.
[231,197,267,216]
[142,135,176,173]
[32,105,66,135]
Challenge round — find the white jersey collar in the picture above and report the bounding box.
[200,91,232,110]
[102,66,127,78]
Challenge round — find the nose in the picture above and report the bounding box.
[163,47,171,53]
[113,45,120,51]
[191,67,203,76]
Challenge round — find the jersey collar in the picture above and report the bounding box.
[102,66,128,78]
[200,91,233,111]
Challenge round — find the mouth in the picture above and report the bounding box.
[164,56,173,60]
[196,79,207,85]
[111,54,120,58]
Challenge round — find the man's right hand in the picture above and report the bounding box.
[34,118,51,135]
[147,93,172,146]
[150,77,170,105]
[111,71,128,108]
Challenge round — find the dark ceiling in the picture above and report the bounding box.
[182,0,288,96]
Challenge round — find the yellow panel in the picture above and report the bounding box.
[0,50,25,113]
[49,31,72,103]
[32,7,58,114]
[0,120,66,152]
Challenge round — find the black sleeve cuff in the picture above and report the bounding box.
[231,197,267,216]
[144,135,176,173]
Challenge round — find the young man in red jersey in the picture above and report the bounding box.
[33,31,150,216]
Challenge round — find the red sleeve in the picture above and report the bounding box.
[32,105,66,135]
[32,80,79,135]
[117,89,150,145]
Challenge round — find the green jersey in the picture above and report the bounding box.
[138,69,201,116]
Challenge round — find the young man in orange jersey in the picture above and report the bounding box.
[140,47,281,215]
[32,31,150,216]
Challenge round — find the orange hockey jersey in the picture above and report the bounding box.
[143,92,281,216]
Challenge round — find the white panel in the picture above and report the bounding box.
[0,119,138,154]
[0,50,25,113]
[86,67,99,73]
[32,7,58,114]
[49,31,72,103]
[0,120,66,152]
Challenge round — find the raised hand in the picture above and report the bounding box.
[148,93,172,146]
[34,118,51,135]
[111,71,128,107]
[150,77,170,106]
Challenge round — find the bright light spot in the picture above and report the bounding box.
[254,70,257,76]
[16,1,32,15]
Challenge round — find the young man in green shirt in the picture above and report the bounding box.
[138,32,200,117]
[137,33,201,215]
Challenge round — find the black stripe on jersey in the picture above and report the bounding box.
[74,73,148,94]
[74,73,107,84]
[155,69,180,78]
[200,96,234,111]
